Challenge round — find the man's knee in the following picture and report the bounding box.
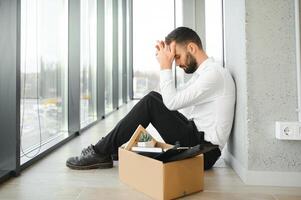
[140,91,162,104]
[147,91,160,97]
[149,91,163,101]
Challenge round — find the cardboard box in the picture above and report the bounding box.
[119,125,204,200]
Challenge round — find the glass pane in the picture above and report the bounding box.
[20,0,68,160]
[80,0,97,127]
[133,0,174,98]
[205,0,223,65]
[126,0,131,102]
[175,0,185,88]
[118,0,124,106]
[105,0,114,113]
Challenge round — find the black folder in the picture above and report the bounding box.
[163,144,218,163]
[135,142,219,163]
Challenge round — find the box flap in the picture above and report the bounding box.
[123,125,173,151]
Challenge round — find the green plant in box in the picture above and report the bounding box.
[138,131,152,142]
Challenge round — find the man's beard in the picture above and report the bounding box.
[180,53,198,74]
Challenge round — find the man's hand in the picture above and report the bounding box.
[155,40,176,70]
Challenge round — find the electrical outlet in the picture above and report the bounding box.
[275,121,301,140]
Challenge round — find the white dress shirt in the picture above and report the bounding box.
[160,58,236,150]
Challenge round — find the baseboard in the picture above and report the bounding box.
[223,150,247,184]
[224,151,301,187]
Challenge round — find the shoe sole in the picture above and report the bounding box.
[66,162,113,170]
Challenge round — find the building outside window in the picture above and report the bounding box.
[80,0,97,128]
[133,0,175,99]
[20,0,68,162]
[118,0,125,106]
[104,0,114,113]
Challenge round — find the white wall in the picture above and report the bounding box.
[246,0,300,172]
[223,0,248,171]
[224,0,301,186]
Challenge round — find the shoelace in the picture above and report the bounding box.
[81,145,94,156]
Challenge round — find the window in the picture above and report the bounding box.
[104,0,114,113]
[133,0,175,98]
[80,0,97,127]
[174,0,185,88]
[118,0,124,106]
[20,0,68,162]
[205,0,224,65]
[126,0,132,101]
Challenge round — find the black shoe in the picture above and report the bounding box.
[66,145,113,170]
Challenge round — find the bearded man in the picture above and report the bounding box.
[66,27,236,170]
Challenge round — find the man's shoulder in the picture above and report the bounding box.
[199,65,223,79]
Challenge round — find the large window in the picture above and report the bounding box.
[205,0,224,65]
[118,0,124,106]
[105,0,114,113]
[126,0,132,101]
[133,0,175,98]
[80,0,97,127]
[174,0,185,88]
[1,0,134,181]
[20,0,68,162]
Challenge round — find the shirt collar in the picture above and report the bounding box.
[194,57,214,75]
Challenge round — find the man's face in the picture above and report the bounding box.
[173,42,198,74]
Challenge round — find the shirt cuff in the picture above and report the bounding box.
[160,69,172,82]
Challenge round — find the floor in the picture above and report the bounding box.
[0,101,301,200]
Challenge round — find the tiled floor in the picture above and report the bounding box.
[0,101,301,200]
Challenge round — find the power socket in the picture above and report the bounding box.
[275,121,301,140]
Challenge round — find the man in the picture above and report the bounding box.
[66,27,235,170]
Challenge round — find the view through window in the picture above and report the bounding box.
[20,0,68,161]
[133,0,175,98]
[105,0,114,113]
[118,0,125,106]
[205,0,224,65]
[80,0,97,127]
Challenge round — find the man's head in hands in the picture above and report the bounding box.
[156,27,208,74]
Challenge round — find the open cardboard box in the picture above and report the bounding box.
[119,125,204,200]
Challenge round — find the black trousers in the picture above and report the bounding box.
[94,91,221,170]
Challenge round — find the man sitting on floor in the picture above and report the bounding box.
[66,27,236,170]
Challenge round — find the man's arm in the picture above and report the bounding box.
[160,69,222,110]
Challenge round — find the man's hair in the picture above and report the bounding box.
[165,27,203,50]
